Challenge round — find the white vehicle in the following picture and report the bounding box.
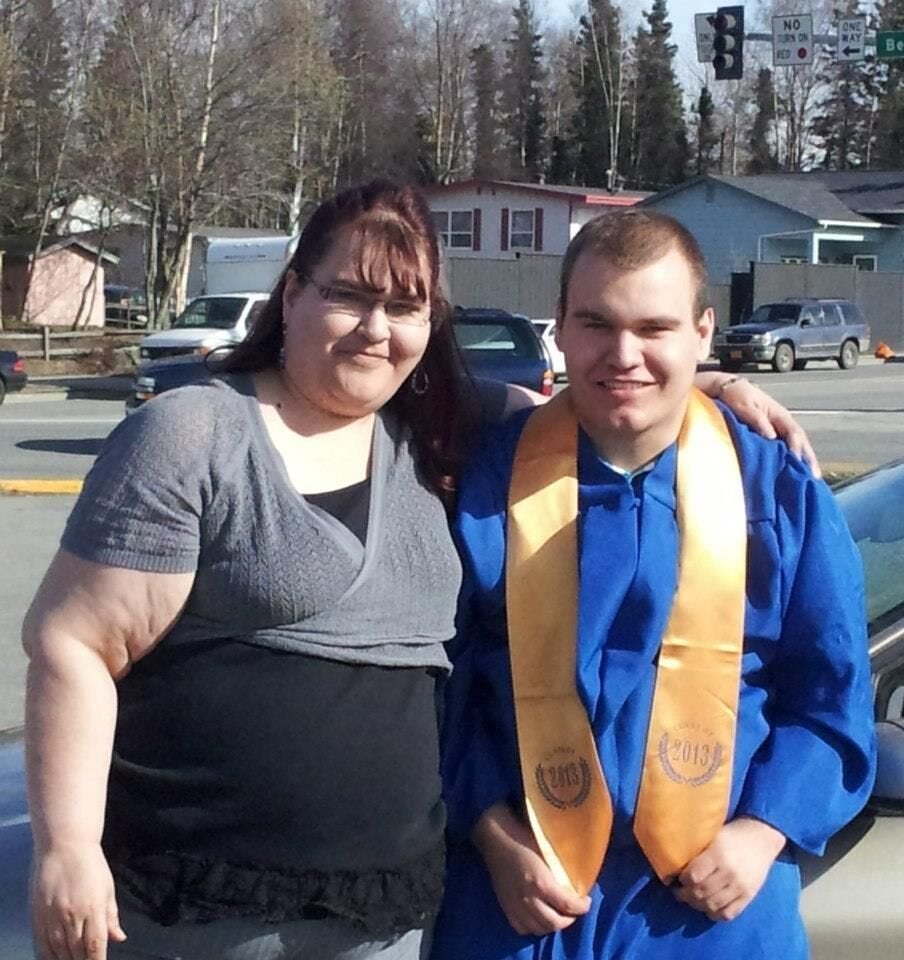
[531,319,567,380]
[139,292,270,361]
[189,235,297,298]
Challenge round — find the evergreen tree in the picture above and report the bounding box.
[873,0,904,167]
[501,0,546,181]
[812,0,875,170]
[569,0,624,188]
[628,0,688,190]
[748,68,779,174]
[470,43,503,179]
[694,86,718,175]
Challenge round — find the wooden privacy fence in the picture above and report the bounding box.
[0,329,142,361]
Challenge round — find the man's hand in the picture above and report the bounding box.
[673,817,787,922]
[473,804,591,937]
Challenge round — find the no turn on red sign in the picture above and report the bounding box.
[772,13,814,66]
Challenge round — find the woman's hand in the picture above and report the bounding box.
[31,841,126,960]
[695,371,821,478]
[472,804,591,937]
[673,817,787,922]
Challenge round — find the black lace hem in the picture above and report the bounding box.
[107,841,445,938]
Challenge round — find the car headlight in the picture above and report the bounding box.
[139,347,150,358]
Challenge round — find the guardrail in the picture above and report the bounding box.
[0,328,142,360]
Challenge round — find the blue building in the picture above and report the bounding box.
[639,171,904,284]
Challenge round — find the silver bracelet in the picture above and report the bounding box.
[718,375,747,396]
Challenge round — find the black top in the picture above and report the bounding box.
[104,477,445,935]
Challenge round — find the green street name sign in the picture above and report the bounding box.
[877,31,904,60]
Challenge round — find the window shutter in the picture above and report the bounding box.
[473,208,482,251]
[500,207,509,251]
[534,207,544,252]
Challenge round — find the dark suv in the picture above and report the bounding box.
[712,299,870,374]
[453,307,553,395]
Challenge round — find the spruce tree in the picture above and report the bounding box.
[502,0,546,181]
[628,0,688,189]
[748,68,779,174]
[694,86,718,175]
[569,0,623,188]
[471,44,503,179]
[812,0,876,169]
[873,0,904,167]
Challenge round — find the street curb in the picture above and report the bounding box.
[0,479,83,495]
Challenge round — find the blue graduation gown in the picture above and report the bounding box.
[433,405,876,960]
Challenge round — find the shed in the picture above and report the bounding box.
[0,237,119,328]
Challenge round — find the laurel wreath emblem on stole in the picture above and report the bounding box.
[535,752,593,810]
[657,732,723,788]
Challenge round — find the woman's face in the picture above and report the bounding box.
[281,223,432,419]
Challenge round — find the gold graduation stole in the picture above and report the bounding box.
[506,388,746,894]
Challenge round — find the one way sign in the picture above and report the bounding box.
[695,12,716,63]
[837,15,866,62]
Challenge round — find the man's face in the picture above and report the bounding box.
[555,245,714,465]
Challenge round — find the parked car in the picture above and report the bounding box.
[711,298,871,374]
[125,353,218,412]
[454,307,553,396]
[531,319,567,380]
[103,284,148,328]
[138,292,270,362]
[0,350,27,404]
[2,460,904,958]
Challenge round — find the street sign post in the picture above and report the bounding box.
[837,16,866,62]
[772,14,814,66]
[877,31,904,61]
[695,12,715,63]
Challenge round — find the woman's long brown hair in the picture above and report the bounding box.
[214,178,478,504]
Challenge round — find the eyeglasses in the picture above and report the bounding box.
[299,272,431,328]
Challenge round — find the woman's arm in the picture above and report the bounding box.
[695,371,821,477]
[24,549,194,960]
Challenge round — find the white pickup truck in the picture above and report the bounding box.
[138,292,270,362]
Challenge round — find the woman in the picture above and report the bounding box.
[23,179,815,960]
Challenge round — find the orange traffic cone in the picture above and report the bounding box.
[875,342,896,360]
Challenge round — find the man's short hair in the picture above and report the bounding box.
[559,209,710,319]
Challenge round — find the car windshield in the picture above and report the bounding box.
[172,297,246,330]
[837,463,904,635]
[748,304,802,325]
[455,321,540,359]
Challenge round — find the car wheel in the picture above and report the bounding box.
[772,343,795,374]
[792,359,808,371]
[719,360,743,373]
[0,376,6,405]
[838,340,859,370]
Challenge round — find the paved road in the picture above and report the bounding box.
[0,398,124,480]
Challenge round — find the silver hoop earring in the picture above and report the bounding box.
[278,318,287,369]
[410,366,429,395]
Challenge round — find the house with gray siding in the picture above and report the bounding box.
[639,172,904,284]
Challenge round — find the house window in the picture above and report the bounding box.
[780,256,807,265]
[431,210,473,249]
[853,254,877,271]
[510,210,535,250]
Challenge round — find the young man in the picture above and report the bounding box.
[432,211,876,959]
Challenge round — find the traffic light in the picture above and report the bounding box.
[712,5,744,81]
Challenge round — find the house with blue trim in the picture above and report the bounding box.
[638,171,904,284]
